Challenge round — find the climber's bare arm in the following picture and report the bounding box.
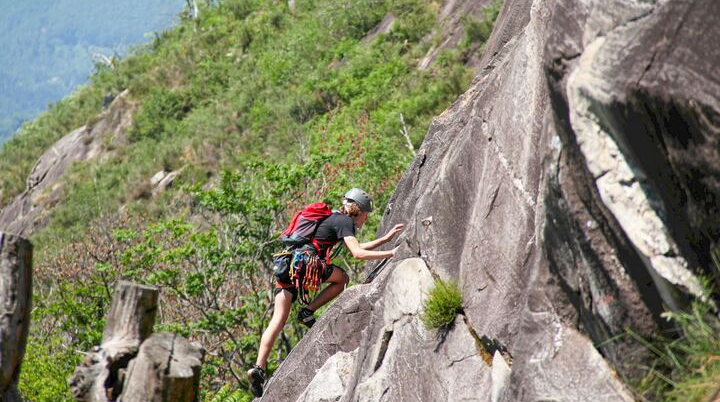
[344,236,398,260]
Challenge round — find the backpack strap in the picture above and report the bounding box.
[311,238,338,265]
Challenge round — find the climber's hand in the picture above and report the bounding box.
[384,223,405,241]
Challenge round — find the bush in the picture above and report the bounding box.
[634,301,720,402]
[130,88,194,140]
[205,384,253,402]
[18,335,79,401]
[421,279,463,330]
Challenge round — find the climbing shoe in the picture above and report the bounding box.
[297,307,316,328]
[247,364,265,397]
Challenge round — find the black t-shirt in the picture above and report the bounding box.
[314,212,356,242]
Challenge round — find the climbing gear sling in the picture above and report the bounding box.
[288,246,325,304]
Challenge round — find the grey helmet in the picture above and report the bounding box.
[344,188,374,213]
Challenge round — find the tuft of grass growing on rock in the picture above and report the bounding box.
[634,301,720,402]
[633,268,720,402]
[421,279,463,330]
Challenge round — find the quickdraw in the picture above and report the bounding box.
[290,249,324,305]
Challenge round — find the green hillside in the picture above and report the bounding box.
[0,0,502,400]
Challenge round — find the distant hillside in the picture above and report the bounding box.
[0,0,185,143]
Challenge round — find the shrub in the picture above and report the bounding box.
[421,279,463,330]
[461,0,502,48]
[205,384,253,402]
[18,335,79,401]
[130,88,194,140]
[634,299,720,401]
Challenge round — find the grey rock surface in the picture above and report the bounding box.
[261,0,720,400]
[490,351,511,402]
[119,332,204,402]
[0,233,32,402]
[295,349,357,402]
[0,90,136,237]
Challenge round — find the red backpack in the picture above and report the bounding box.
[280,202,332,249]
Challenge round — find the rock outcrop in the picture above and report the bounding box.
[0,90,136,237]
[0,233,32,402]
[261,0,720,400]
[69,281,204,402]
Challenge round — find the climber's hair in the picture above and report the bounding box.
[339,201,362,218]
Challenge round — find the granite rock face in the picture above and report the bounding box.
[261,0,720,400]
[0,90,136,237]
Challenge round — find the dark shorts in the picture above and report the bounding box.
[275,263,337,303]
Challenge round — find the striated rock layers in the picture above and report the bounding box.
[261,0,720,400]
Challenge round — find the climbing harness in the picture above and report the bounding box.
[289,248,325,304]
[275,202,342,304]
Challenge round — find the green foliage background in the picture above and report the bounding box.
[2,0,503,400]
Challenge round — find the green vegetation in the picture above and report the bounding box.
[633,301,720,401]
[207,385,253,402]
[18,336,82,401]
[0,0,505,400]
[421,279,464,330]
[0,0,185,143]
[633,271,720,402]
[461,0,502,48]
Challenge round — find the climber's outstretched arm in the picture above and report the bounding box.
[344,236,398,260]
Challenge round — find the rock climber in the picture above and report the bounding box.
[247,188,404,397]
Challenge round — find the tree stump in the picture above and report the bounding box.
[70,282,159,402]
[119,333,204,402]
[0,232,33,402]
[69,281,204,402]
